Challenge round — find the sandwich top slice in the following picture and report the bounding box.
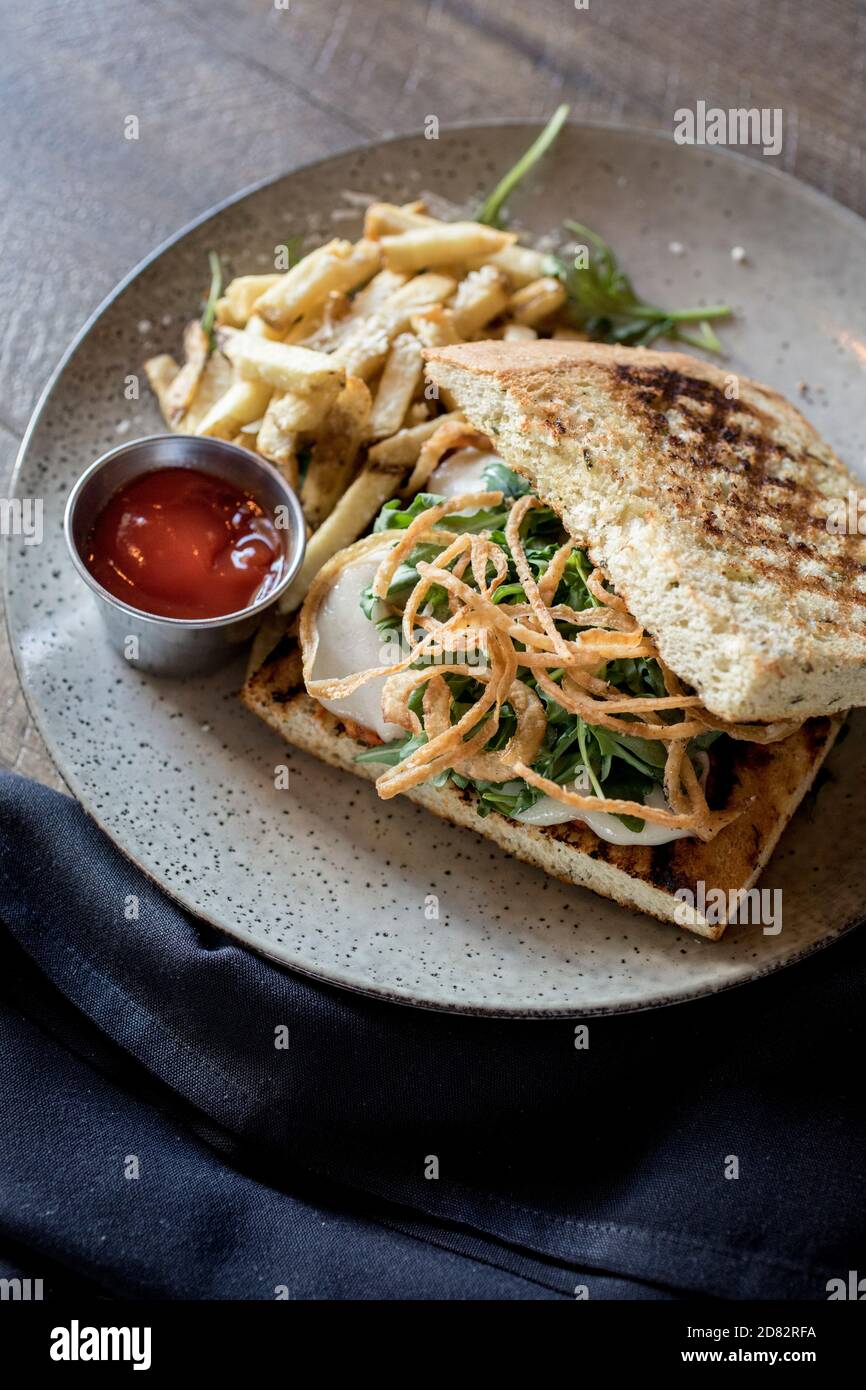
[425,340,866,724]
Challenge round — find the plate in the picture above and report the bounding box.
[7,122,866,1016]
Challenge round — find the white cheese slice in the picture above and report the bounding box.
[428,446,503,513]
[311,552,405,742]
[515,779,694,846]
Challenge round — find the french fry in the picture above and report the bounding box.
[450,265,509,336]
[174,313,274,439]
[162,320,210,425]
[181,351,235,433]
[196,377,272,439]
[348,268,410,316]
[403,401,432,427]
[507,276,567,326]
[485,243,546,287]
[253,238,381,330]
[217,327,345,394]
[366,411,465,467]
[363,201,434,238]
[366,333,423,440]
[267,376,343,434]
[327,315,391,381]
[380,222,515,273]
[298,291,354,352]
[219,274,283,327]
[279,306,327,348]
[329,273,457,380]
[303,272,407,357]
[279,455,413,614]
[144,354,180,425]
[364,202,545,286]
[301,376,372,528]
[257,398,299,484]
[410,303,462,348]
[246,607,291,679]
[503,322,539,342]
[378,272,459,331]
[246,312,287,342]
[552,326,590,341]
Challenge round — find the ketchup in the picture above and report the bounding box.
[85,467,284,619]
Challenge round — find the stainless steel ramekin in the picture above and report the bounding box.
[64,434,306,677]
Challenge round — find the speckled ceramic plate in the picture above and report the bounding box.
[7,123,866,1016]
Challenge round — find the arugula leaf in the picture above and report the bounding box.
[545,220,731,355]
[355,732,426,767]
[482,458,532,498]
[603,657,668,700]
[577,720,605,799]
[359,584,403,635]
[596,765,656,832]
[200,251,223,348]
[374,492,510,535]
[373,493,438,532]
[477,104,570,228]
[472,780,536,819]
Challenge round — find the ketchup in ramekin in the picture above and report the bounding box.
[84,466,285,620]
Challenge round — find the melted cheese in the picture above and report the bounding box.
[514,780,694,846]
[310,449,503,742]
[311,553,405,742]
[428,446,502,512]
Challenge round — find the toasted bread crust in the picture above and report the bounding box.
[426,340,866,722]
[241,645,841,939]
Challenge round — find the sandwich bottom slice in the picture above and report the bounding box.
[243,643,841,940]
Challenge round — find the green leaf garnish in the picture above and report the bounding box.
[546,220,731,354]
[477,104,570,228]
[356,732,427,767]
[373,491,510,535]
[482,459,532,498]
[200,251,223,348]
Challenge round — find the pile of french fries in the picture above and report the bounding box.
[145,199,586,671]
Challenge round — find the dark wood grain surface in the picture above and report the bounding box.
[2,0,864,790]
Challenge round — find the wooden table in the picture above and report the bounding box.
[2,0,864,790]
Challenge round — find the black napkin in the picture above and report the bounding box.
[0,771,862,1299]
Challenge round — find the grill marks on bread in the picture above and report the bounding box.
[610,363,866,599]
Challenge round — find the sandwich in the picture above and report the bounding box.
[243,340,863,938]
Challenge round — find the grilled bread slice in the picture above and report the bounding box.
[242,642,841,939]
[425,341,866,723]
